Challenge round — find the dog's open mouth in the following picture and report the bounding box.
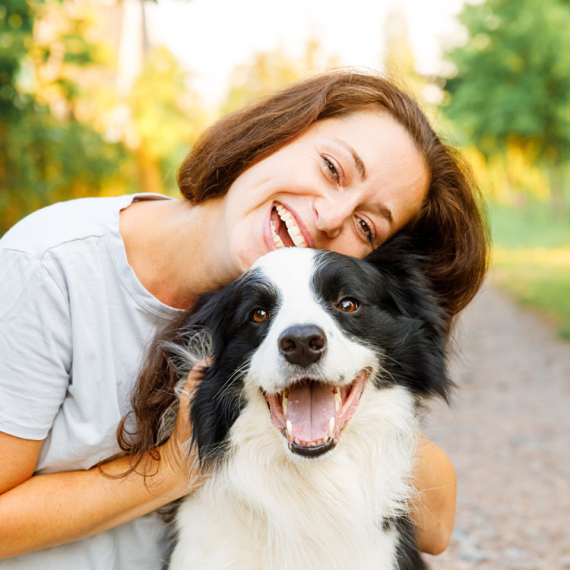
[264,371,369,458]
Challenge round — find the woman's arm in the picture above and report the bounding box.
[411,436,457,555]
[0,369,201,560]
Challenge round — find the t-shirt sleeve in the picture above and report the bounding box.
[0,248,72,440]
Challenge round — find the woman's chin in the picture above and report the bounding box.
[234,246,267,276]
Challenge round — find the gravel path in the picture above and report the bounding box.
[422,285,570,570]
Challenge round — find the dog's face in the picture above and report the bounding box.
[186,238,449,463]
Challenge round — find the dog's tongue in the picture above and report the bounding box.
[287,383,336,443]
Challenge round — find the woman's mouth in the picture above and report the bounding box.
[268,203,312,249]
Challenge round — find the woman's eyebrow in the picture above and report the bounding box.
[333,138,367,180]
[374,202,394,230]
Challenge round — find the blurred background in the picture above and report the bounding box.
[1,0,569,339]
[1,0,569,566]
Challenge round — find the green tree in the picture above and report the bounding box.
[443,0,570,208]
[0,0,125,234]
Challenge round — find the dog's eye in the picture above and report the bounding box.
[337,298,359,313]
[252,309,269,323]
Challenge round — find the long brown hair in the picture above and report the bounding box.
[178,70,489,325]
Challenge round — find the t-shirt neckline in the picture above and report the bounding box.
[106,193,184,321]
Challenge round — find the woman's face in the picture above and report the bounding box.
[218,109,429,276]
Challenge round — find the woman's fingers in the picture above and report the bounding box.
[161,359,210,489]
[175,359,209,439]
[179,358,208,402]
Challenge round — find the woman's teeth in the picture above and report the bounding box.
[271,204,309,249]
[270,222,286,248]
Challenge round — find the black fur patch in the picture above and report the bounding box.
[181,269,281,464]
[392,517,429,570]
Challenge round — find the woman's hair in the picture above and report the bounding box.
[177,70,489,327]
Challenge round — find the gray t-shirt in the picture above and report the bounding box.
[0,194,182,569]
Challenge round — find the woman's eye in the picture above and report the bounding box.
[357,217,375,245]
[337,298,359,313]
[252,309,269,323]
[322,155,340,183]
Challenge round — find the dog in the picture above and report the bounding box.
[132,235,451,570]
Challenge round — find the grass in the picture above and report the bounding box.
[492,249,570,340]
[489,202,570,248]
[489,202,570,340]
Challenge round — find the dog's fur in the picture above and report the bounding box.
[133,236,451,570]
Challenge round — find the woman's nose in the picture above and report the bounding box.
[313,195,356,239]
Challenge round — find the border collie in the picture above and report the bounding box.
[133,236,450,570]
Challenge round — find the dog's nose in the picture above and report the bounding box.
[278,325,327,367]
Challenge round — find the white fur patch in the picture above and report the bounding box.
[171,385,418,570]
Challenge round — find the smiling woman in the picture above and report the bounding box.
[177,72,488,320]
[0,70,488,569]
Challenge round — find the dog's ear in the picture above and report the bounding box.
[183,281,248,465]
[366,234,453,402]
[185,278,243,341]
[365,233,447,335]
[185,290,226,330]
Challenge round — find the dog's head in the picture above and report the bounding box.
[180,235,450,463]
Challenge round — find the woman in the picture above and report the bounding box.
[0,71,488,568]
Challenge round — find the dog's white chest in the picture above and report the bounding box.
[169,387,418,570]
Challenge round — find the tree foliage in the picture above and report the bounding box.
[0,0,124,234]
[444,0,570,167]
[0,0,206,234]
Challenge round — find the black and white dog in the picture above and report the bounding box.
[140,236,451,569]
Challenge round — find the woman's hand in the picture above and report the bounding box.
[411,436,457,555]
[157,360,208,492]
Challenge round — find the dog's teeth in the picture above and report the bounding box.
[282,395,288,416]
[328,417,335,438]
[334,389,341,411]
[287,420,294,440]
